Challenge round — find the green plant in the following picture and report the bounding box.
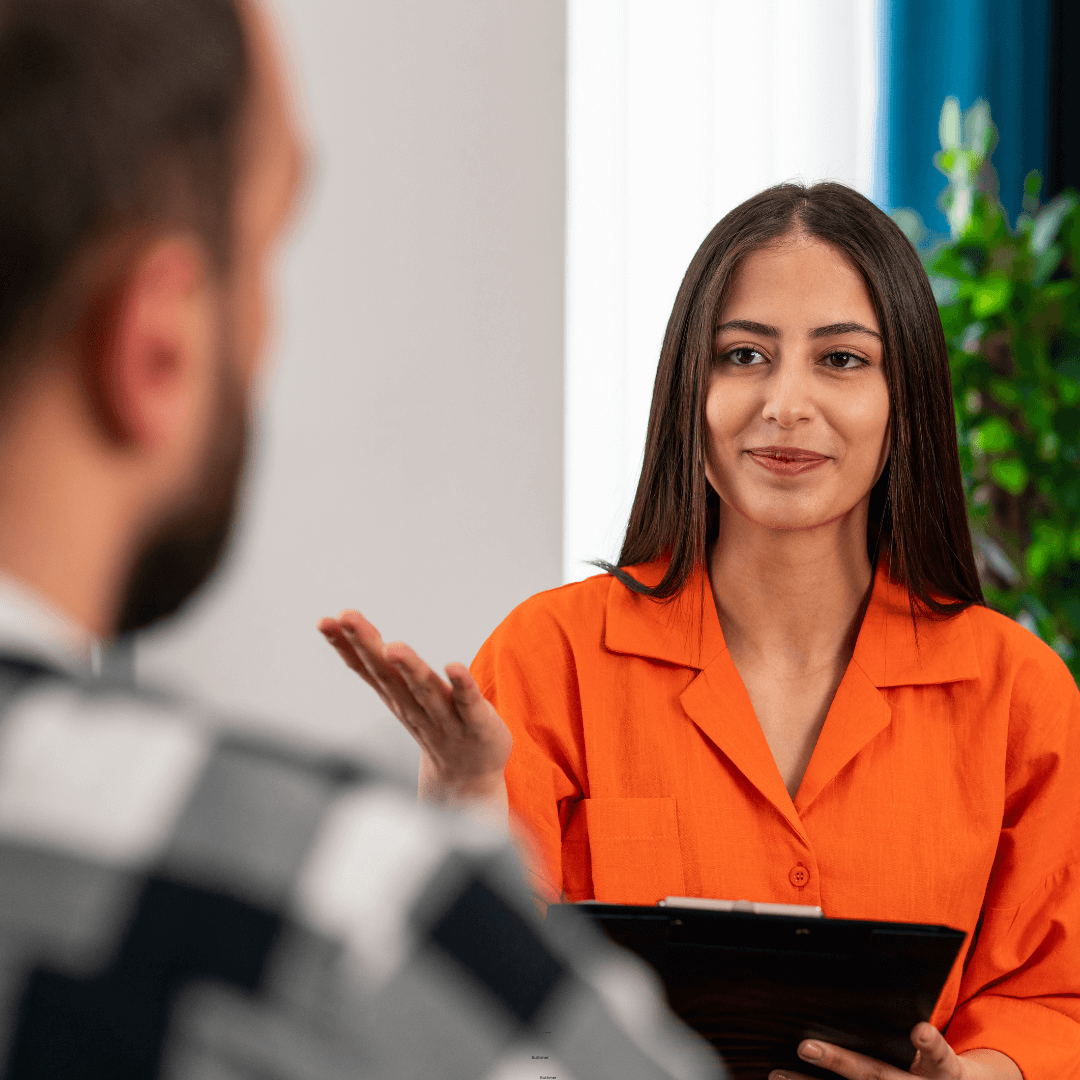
[892,98,1080,679]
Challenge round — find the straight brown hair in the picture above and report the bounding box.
[601,182,983,617]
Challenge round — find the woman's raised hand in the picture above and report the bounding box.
[318,610,512,815]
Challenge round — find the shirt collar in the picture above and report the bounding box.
[604,555,981,687]
[0,573,100,678]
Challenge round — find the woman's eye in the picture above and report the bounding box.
[822,351,866,369]
[725,347,766,366]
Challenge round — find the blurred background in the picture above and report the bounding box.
[135,0,1080,776]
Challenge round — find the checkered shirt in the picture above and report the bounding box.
[0,650,724,1080]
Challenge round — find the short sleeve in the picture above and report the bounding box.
[946,646,1080,1076]
[471,597,589,904]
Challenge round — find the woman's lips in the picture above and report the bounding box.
[746,447,829,476]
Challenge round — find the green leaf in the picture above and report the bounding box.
[990,458,1028,494]
[934,149,956,176]
[1026,524,1068,579]
[964,99,995,158]
[1059,379,1080,406]
[1022,592,1051,621]
[929,246,974,280]
[945,185,975,239]
[1057,360,1080,405]
[1027,543,1053,580]
[988,378,1019,406]
[1030,193,1078,255]
[1032,245,1064,288]
[1023,170,1042,214]
[939,96,962,151]
[970,278,1012,317]
[973,416,1014,453]
[1053,636,1076,662]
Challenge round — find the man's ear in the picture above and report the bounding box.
[87,235,216,450]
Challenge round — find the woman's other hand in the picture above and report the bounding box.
[318,610,512,817]
[769,1023,1022,1080]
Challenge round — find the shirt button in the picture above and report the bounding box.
[789,864,809,888]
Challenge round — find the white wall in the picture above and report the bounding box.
[565,0,883,582]
[136,0,567,778]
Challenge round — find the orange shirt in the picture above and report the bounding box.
[471,558,1080,1076]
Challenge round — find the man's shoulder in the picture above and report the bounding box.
[0,659,523,1075]
[0,657,419,908]
[0,660,722,1080]
[0,657,517,988]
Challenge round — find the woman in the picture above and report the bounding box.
[320,184,1079,1079]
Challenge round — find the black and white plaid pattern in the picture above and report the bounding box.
[0,657,723,1080]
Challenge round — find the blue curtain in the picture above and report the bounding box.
[883,0,1053,232]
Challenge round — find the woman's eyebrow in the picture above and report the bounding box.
[715,319,883,341]
[809,321,882,341]
[715,319,779,337]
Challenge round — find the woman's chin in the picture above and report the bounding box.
[726,496,853,533]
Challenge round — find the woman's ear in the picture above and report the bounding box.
[85,234,216,451]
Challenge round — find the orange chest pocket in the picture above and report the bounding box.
[563,796,685,905]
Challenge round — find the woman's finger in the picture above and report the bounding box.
[335,611,412,697]
[320,620,434,754]
[446,663,514,768]
[384,643,457,726]
[771,1031,962,1080]
[446,661,486,714]
[908,1023,961,1078]
[319,613,389,689]
[319,620,378,685]
[324,620,427,739]
[781,1039,908,1080]
[329,612,449,753]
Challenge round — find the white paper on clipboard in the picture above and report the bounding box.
[658,896,824,918]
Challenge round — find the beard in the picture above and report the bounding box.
[115,367,250,636]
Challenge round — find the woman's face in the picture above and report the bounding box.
[705,235,891,532]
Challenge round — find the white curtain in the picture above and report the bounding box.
[565,0,884,582]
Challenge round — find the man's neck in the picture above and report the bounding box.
[0,569,101,675]
[0,536,118,643]
[0,370,134,640]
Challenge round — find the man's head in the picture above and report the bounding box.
[0,0,305,636]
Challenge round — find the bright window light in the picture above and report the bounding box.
[565,0,883,582]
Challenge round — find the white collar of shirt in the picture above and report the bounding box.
[0,574,101,678]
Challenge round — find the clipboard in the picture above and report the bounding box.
[545,901,966,1080]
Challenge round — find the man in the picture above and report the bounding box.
[0,1,723,1078]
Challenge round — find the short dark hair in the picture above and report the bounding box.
[605,182,984,617]
[0,0,249,364]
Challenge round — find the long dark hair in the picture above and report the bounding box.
[601,182,983,617]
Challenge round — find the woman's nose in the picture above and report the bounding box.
[761,360,816,427]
